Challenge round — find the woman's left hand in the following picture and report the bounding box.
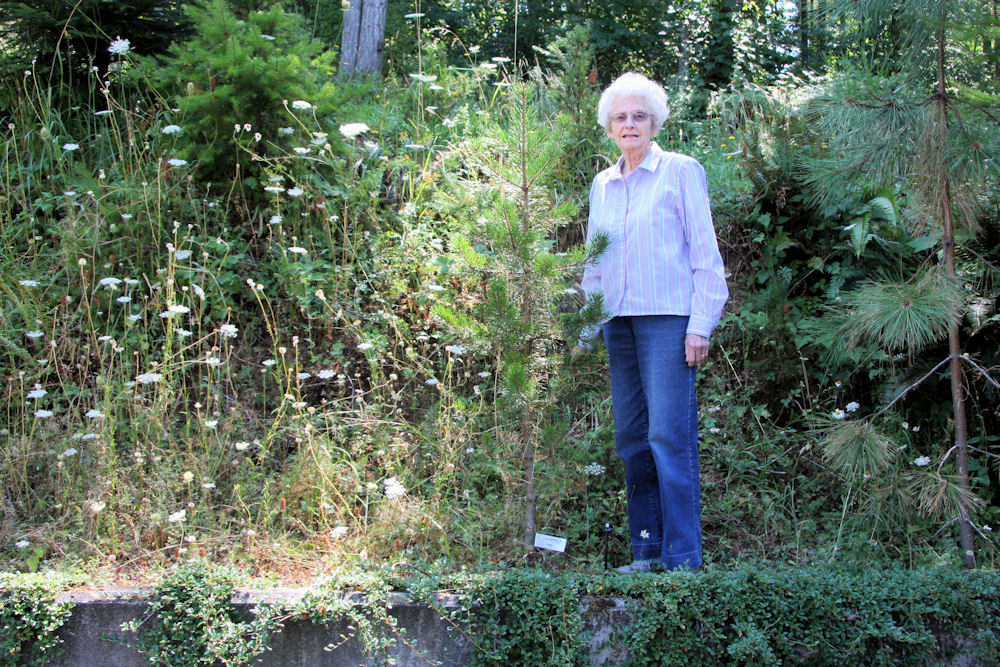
[685,334,710,367]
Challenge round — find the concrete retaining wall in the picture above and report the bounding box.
[49,587,478,666]
[41,586,988,666]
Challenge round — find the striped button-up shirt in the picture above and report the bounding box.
[581,142,728,339]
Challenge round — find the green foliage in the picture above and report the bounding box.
[0,0,190,108]
[602,565,1000,665]
[1,0,999,580]
[149,0,339,185]
[0,572,77,666]
[817,418,895,481]
[291,568,402,664]
[463,569,587,666]
[825,272,965,354]
[122,562,280,666]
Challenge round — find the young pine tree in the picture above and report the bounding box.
[437,79,605,547]
[805,0,1000,568]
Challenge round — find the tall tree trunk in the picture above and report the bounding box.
[339,0,388,76]
[936,25,976,570]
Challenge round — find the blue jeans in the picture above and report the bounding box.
[604,315,701,570]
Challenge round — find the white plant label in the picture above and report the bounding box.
[533,532,567,553]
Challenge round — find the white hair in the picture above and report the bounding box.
[596,72,670,135]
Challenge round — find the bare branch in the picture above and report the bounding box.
[869,355,953,419]
[960,355,1000,388]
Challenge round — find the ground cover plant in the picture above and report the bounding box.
[1,0,999,593]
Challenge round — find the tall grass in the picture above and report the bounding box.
[2,14,996,578]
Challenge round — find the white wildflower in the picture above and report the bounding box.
[384,476,406,499]
[167,158,187,167]
[161,124,182,134]
[287,246,307,255]
[338,122,370,138]
[286,186,304,197]
[167,509,186,523]
[914,456,931,467]
[61,448,78,457]
[62,143,80,151]
[27,388,47,399]
[18,280,40,287]
[34,409,54,418]
[584,462,606,476]
[108,37,130,55]
[219,324,238,338]
[330,526,349,539]
[135,372,163,384]
[831,409,846,420]
[85,409,103,419]
[290,100,312,109]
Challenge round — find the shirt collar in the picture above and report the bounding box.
[613,142,663,179]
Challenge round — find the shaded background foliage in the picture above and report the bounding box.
[0,0,999,575]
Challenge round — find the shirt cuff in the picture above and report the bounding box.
[685,316,714,339]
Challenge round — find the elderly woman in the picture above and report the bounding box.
[580,72,728,572]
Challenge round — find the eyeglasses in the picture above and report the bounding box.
[610,111,650,125]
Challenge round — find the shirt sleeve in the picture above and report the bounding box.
[578,179,603,347]
[679,159,728,338]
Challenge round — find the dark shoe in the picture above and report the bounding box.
[615,559,662,574]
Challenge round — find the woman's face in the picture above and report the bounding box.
[607,95,653,155]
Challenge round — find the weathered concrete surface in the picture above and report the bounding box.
[49,587,474,667]
[43,587,991,666]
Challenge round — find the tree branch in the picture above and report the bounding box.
[961,355,1000,388]
[869,355,953,420]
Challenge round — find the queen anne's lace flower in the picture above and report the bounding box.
[384,477,406,499]
[108,37,130,55]
[339,123,370,138]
